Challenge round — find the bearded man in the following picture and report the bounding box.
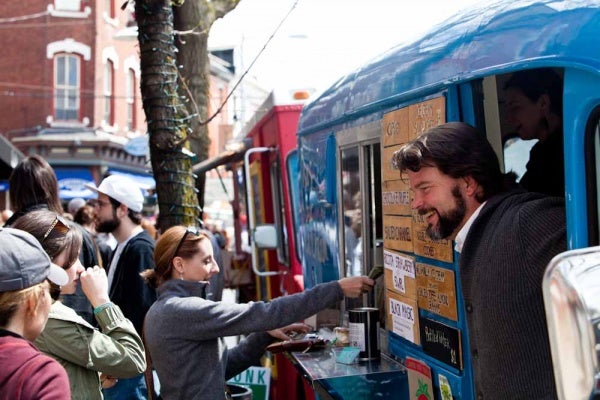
[87,175,156,400]
[393,122,566,399]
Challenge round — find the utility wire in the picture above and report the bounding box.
[186,0,300,127]
[0,10,49,23]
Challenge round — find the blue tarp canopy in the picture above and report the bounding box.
[54,167,96,200]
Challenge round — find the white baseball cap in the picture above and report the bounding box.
[85,175,144,212]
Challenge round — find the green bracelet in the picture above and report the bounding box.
[93,302,113,315]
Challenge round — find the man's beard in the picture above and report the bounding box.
[424,186,466,241]
[96,215,120,233]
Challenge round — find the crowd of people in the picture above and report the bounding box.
[0,155,374,399]
[0,67,569,400]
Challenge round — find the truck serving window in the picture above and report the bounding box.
[586,107,600,245]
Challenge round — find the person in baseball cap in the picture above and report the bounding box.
[0,227,71,398]
[0,227,68,292]
[85,175,144,213]
[84,174,156,399]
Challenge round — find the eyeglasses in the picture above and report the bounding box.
[95,199,112,209]
[172,226,201,261]
[42,215,70,243]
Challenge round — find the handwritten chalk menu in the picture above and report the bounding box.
[386,290,420,345]
[383,215,413,253]
[384,249,416,297]
[412,210,454,263]
[382,179,411,217]
[416,263,458,321]
[420,318,463,370]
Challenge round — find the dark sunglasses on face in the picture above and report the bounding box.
[42,214,70,243]
[172,226,201,261]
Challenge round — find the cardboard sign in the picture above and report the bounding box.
[420,317,463,370]
[416,263,458,321]
[412,210,453,263]
[384,249,417,298]
[227,366,271,400]
[408,97,446,139]
[386,290,420,345]
[382,179,412,216]
[383,215,413,253]
[382,107,409,148]
[406,357,434,400]
[382,144,404,182]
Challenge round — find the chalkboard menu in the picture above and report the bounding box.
[420,317,463,370]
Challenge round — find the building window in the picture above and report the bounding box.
[54,54,80,121]
[103,60,114,126]
[54,0,81,11]
[48,0,91,18]
[126,68,137,131]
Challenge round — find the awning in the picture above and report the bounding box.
[107,169,156,196]
[54,167,96,200]
[192,149,246,175]
[0,135,24,181]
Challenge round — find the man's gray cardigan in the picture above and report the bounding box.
[460,190,566,399]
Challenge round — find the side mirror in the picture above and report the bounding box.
[542,247,600,400]
[254,224,278,249]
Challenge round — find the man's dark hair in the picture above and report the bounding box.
[392,122,510,202]
[107,196,142,225]
[504,68,563,116]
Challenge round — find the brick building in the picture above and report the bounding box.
[0,0,237,212]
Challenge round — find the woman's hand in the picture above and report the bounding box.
[338,276,375,298]
[100,373,118,389]
[80,266,110,308]
[267,322,312,341]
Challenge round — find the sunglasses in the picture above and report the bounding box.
[172,226,201,261]
[42,214,70,243]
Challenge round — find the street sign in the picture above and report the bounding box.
[227,366,270,400]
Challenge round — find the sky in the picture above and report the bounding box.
[209,0,488,93]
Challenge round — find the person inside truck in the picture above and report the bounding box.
[503,68,564,197]
[393,121,566,399]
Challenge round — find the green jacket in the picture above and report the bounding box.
[35,301,146,400]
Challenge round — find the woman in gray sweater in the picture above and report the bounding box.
[142,225,373,400]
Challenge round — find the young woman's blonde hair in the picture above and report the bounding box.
[0,282,47,327]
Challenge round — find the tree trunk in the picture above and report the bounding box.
[135,0,201,232]
[173,0,240,211]
[173,1,211,211]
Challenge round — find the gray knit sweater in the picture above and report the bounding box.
[460,190,566,399]
[144,279,344,400]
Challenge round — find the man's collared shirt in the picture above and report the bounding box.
[454,202,486,253]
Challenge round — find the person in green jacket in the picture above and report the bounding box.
[12,210,146,400]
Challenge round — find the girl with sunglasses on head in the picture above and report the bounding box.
[141,225,375,400]
[6,155,103,325]
[12,210,146,400]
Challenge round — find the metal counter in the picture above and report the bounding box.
[288,348,408,399]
